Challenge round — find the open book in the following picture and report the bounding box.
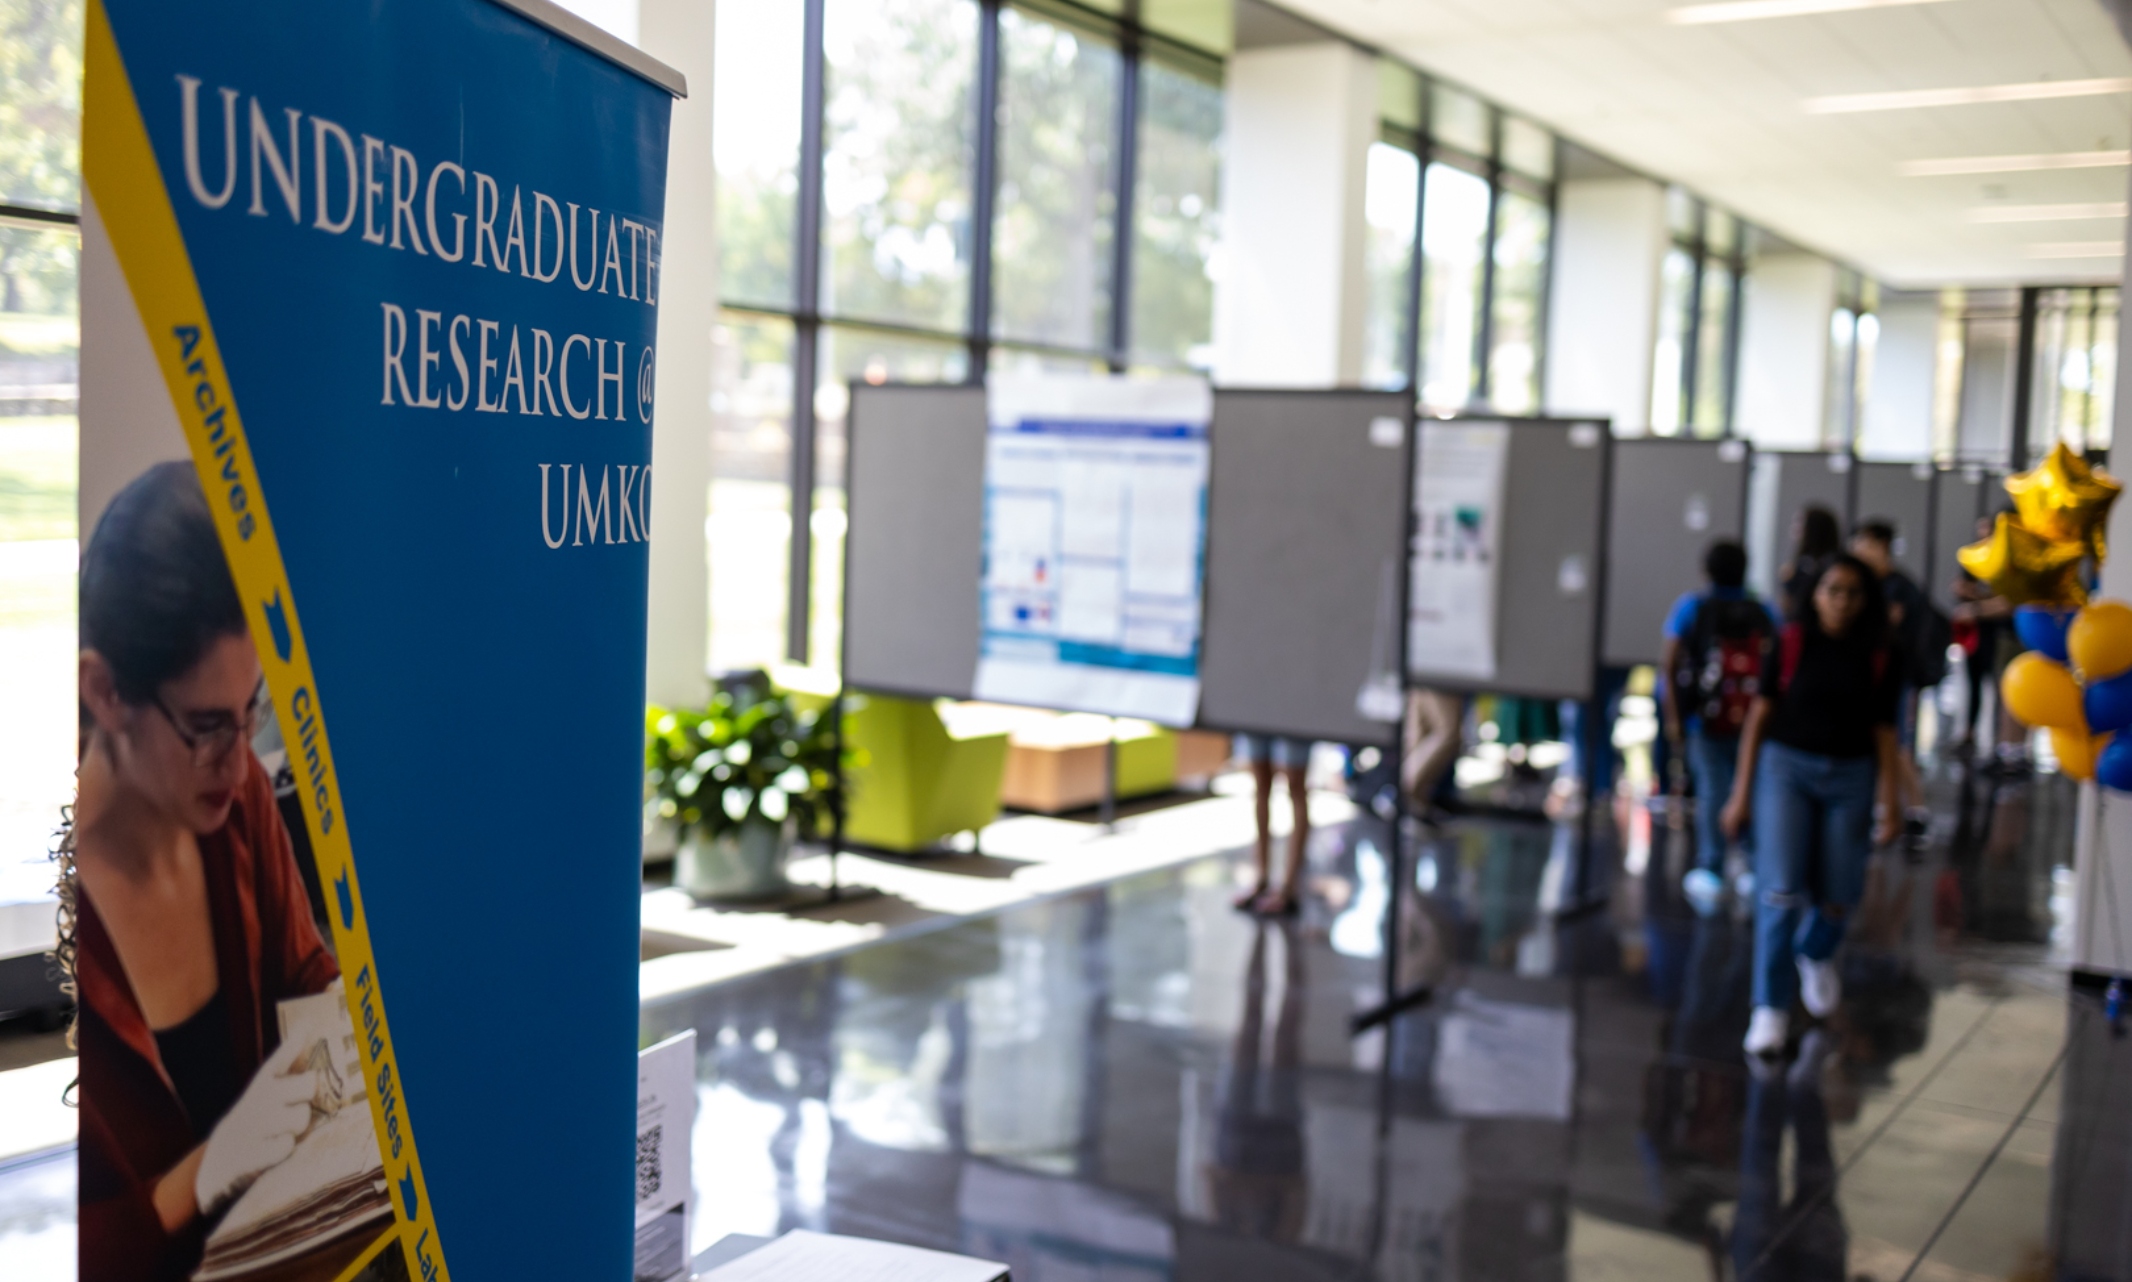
[192,983,394,1282]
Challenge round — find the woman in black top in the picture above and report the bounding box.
[1722,555,1902,1056]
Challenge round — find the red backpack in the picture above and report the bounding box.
[1678,596,1773,736]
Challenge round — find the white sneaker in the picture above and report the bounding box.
[1683,868,1723,917]
[1744,1006,1789,1057]
[1798,956,1842,1018]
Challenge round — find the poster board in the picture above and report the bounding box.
[1931,465,1992,611]
[1408,418,1608,702]
[844,384,987,700]
[973,374,1212,725]
[1746,450,1853,602]
[1854,461,1935,583]
[1601,438,1750,667]
[1197,390,1410,746]
[78,3,680,1278]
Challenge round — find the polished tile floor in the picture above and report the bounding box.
[644,757,2110,1281]
[0,756,2112,1280]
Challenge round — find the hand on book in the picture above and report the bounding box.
[195,1034,323,1215]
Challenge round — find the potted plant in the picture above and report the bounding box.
[645,684,843,901]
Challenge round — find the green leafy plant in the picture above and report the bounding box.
[645,687,846,843]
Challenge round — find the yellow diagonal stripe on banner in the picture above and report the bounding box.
[83,4,451,1279]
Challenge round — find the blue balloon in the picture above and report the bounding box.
[2015,605,2077,662]
[2098,735,2132,791]
[2089,671,2132,735]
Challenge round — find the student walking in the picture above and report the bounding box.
[1235,735,1313,916]
[1722,555,1903,1057]
[1659,540,1775,915]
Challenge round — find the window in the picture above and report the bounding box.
[1650,191,1747,436]
[1418,161,1490,412]
[708,313,797,674]
[991,7,1120,353]
[1130,53,1221,369]
[714,0,1229,666]
[819,0,979,331]
[712,0,803,311]
[1362,141,1418,390]
[1,0,83,880]
[1487,187,1548,414]
[2032,287,2120,457]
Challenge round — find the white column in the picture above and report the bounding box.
[636,0,715,710]
[1541,177,1668,434]
[1210,42,1377,387]
[1736,253,1837,450]
[1856,294,1938,461]
[2071,173,2132,979]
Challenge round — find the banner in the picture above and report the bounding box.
[1409,421,1510,681]
[75,3,678,1280]
[973,373,1212,726]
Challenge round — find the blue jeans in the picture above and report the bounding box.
[1751,741,1876,1010]
[1686,726,1744,873]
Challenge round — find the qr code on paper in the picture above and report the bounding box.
[636,1125,662,1202]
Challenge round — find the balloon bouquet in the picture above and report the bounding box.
[1964,444,2127,783]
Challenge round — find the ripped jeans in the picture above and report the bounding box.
[1751,741,1876,1011]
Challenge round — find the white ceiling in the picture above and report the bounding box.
[1275,0,2132,287]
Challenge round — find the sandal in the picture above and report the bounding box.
[1233,882,1270,912]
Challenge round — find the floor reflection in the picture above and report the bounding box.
[646,749,2106,1281]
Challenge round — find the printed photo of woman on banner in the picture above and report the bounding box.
[65,461,396,1282]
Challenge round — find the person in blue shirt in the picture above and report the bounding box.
[1660,540,1778,916]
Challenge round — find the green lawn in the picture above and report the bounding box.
[0,415,77,543]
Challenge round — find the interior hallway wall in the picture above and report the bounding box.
[1736,253,1837,451]
[1541,177,1668,435]
[1210,42,1377,386]
[1858,295,1937,461]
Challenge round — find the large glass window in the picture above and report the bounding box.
[2032,286,2120,456]
[819,0,979,331]
[1649,248,1694,435]
[1418,162,1490,412]
[1487,187,1548,414]
[1650,192,1748,436]
[991,7,1120,353]
[1362,141,1419,390]
[1130,54,1221,369]
[1,0,81,887]
[708,312,797,675]
[712,0,803,311]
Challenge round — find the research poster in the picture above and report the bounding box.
[1409,421,1511,682]
[974,373,1212,726]
[75,2,678,1280]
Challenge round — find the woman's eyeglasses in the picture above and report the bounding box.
[152,678,270,768]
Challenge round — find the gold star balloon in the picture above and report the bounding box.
[1957,511,2090,606]
[2007,442,2121,561]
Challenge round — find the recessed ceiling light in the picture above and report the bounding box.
[1900,150,2132,177]
[1666,0,1948,24]
[1808,77,2132,114]
[2024,241,2126,258]
[1969,202,2128,223]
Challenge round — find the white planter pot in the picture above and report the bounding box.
[675,818,793,901]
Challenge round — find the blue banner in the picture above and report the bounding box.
[81,1,675,1278]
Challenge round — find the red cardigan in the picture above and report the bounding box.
[77,754,340,1282]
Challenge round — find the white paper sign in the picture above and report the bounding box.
[1409,421,1510,682]
[974,373,1212,725]
[635,1031,696,1282]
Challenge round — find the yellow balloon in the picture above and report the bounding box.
[2053,728,2111,782]
[2069,601,2132,682]
[2001,652,2085,729]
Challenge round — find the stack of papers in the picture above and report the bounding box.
[697,1230,1006,1282]
[192,984,393,1281]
